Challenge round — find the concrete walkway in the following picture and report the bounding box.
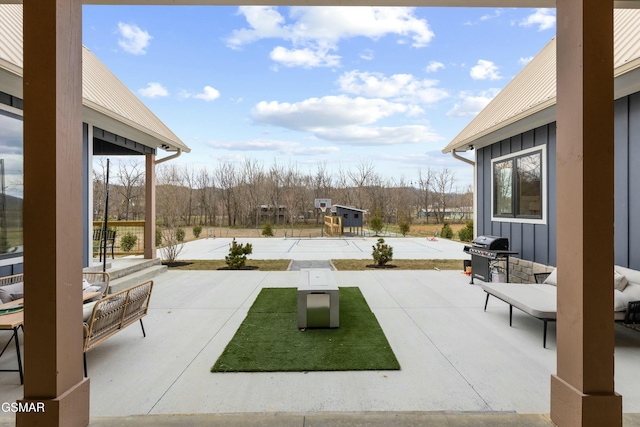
[1,269,639,426]
[289,260,335,270]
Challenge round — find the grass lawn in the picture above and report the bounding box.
[331,259,464,271]
[211,287,400,372]
[164,259,291,271]
[167,259,465,271]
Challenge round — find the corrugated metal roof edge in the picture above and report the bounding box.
[84,99,191,153]
[443,99,556,153]
[1,44,188,153]
[0,58,21,79]
[442,61,640,154]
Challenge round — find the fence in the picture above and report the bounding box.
[92,221,146,257]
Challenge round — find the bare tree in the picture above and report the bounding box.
[430,168,456,224]
[156,163,188,227]
[114,159,145,220]
[347,159,375,209]
[417,167,433,223]
[196,167,216,226]
[181,165,198,226]
[240,159,265,228]
[312,163,333,225]
[214,161,239,227]
[92,158,108,219]
[266,161,285,226]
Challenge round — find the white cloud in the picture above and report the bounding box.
[181,85,221,102]
[226,6,434,68]
[480,9,503,21]
[447,89,500,117]
[138,82,168,98]
[251,95,441,146]
[252,95,408,130]
[519,56,534,65]
[270,46,341,68]
[117,23,152,55]
[209,139,340,156]
[470,59,502,80]
[360,49,375,61]
[314,125,441,146]
[425,61,444,73]
[195,86,221,101]
[464,9,503,26]
[337,70,448,104]
[520,8,556,31]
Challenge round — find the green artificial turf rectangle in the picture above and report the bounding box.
[211,287,400,372]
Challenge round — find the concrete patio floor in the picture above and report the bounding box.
[1,268,640,425]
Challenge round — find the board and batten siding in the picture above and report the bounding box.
[614,92,640,270]
[476,92,640,270]
[477,124,557,267]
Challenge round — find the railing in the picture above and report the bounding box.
[324,216,342,237]
[92,221,146,257]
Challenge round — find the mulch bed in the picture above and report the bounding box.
[216,266,260,270]
[162,261,194,268]
[365,264,397,269]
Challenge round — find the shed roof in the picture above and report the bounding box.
[333,205,368,213]
[442,9,640,154]
[0,4,189,153]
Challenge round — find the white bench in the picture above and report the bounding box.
[297,269,339,329]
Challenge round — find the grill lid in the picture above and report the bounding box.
[471,235,509,251]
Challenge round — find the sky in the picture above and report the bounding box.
[82,6,557,190]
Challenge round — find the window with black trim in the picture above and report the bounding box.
[493,149,542,219]
[0,109,24,258]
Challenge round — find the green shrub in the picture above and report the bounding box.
[398,221,410,237]
[262,222,274,237]
[225,238,253,269]
[458,221,474,242]
[441,222,454,239]
[176,227,185,242]
[370,216,384,236]
[155,227,162,247]
[193,225,203,238]
[120,232,138,252]
[372,238,393,266]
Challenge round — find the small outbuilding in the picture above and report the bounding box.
[324,205,366,237]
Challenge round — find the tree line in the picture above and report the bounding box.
[92,158,472,229]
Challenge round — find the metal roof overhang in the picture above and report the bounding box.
[0,66,183,153]
[1,53,187,155]
[445,62,640,154]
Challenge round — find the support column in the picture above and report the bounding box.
[19,1,89,426]
[552,1,621,426]
[144,153,156,259]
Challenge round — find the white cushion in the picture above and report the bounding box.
[622,283,640,301]
[0,282,24,303]
[615,265,640,287]
[543,268,557,286]
[83,301,97,322]
[614,290,634,312]
[614,271,628,292]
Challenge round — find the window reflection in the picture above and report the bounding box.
[0,110,23,256]
[517,154,541,216]
[494,160,513,215]
[492,149,542,220]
